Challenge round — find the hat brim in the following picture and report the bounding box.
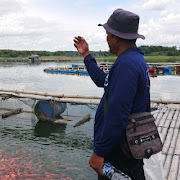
[98,23,145,40]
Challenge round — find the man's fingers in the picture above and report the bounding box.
[74,43,78,49]
[78,36,85,41]
[74,36,85,43]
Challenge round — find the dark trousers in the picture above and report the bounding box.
[98,161,145,179]
[98,145,146,180]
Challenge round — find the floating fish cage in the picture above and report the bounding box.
[44,65,89,76]
[0,90,100,127]
[44,63,180,77]
[44,64,111,76]
[1,89,180,179]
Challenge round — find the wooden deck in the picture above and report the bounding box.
[153,104,180,180]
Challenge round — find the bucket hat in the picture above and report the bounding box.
[98,8,145,40]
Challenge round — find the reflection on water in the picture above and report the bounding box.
[150,75,180,100]
[0,61,180,179]
[34,121,66,138]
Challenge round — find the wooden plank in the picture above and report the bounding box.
[151,99,180,104]
[153,111,160,119]
[155,109,166,126]
[161,127,169,145]
[162,153,167,166]
[166,109,175,120]
[164,120,172,129]
[0,107,33,113]
[170,110,179,129]
[168,128,179,155]
[159,110,170,132]
[2,108,22,118]
[73,114,91,127]
[164,155,173,179]
[167,155,180,180]
[175,110,180,129]
[177,160,180,180]
[162,128,173,155]
[174,131,180,156]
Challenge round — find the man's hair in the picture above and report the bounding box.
[109,32,137,45]
[117,36,137,45]
[127,39,137,45]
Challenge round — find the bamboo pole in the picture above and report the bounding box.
[0,107,33,113]
[162,128,173,155]
[73,114,91,127]
[151,98,180,105]
[170,110,179,129]
[168,128,179,155]
[0,89,180,104]
[174,130,180,156]
[161,154,166,167]
[166,129,180,180]
[178,164,180,180]
[0,89,102,99]
[2,108,22,118]
[159,109,170,133]
[156,108,168,127]
[0,93,100,105]
[168,155,180,180]
[164,154,173,179]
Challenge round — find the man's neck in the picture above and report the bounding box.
[116,43,136,56]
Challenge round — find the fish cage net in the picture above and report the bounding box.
[0,93,98,127]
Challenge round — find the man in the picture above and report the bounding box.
[74,8,150,180]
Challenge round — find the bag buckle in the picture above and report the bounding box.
[131,119,136,132]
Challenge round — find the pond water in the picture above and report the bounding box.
[0,61,180,179]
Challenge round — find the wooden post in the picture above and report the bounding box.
[73,114,91,127]
[2,108,23,118]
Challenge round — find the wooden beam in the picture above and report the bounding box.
[73,114,91,127]
[2,108,23,118]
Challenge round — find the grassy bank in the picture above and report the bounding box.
[0,55,179,63]
[144,56,180,63]
[94,55,180,63]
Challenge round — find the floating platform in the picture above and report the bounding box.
[44,65,89,76]
[44,63,180,77]
[44,64,110,76]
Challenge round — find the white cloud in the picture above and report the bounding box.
[140,11,180,47]
[142,0,173,11]
[0,0,179,51]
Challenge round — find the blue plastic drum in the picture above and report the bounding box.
[34,100,67,121]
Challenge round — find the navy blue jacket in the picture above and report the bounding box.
[84,48,150,157]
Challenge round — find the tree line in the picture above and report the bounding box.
[0,46,179,58]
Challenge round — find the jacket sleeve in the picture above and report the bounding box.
[94,61,139,157]
[84,54,107,87]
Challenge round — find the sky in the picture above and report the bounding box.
[0,0,179,51]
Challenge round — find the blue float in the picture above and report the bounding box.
[34,100,67,121]
[163,67,172,75]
